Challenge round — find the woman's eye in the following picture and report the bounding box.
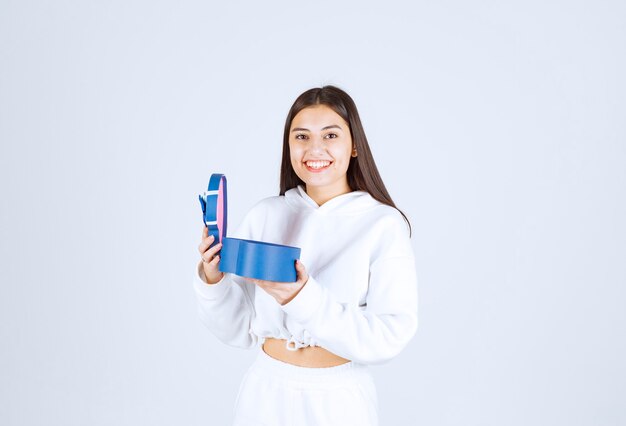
[325,133,338,139]
[295,134,308,140]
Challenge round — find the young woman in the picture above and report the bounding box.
[194,85,418,425]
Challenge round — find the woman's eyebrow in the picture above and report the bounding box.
[291,125,343,132]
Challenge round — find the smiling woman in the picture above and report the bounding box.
[194,85,418,426]
[288,105,357,205]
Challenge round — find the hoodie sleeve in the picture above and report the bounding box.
[193,263,258,349]
[192,203,265,349]
[280,213,418,365]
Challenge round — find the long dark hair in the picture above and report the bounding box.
[279,85,411,235]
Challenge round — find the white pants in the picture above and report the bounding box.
[233,348,378,426]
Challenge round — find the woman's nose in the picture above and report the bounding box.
[308,135,325,153]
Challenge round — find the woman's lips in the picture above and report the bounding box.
[304,160,332,172]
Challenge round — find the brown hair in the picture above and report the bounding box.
[279,85,411,235]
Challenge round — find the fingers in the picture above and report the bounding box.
[198,233,219,254]
[198,229,222,264]
[295,259,308,282]
[206,254,220,266]
[252,275,305,306]
[295,259,305,272]
[247,278,285,287]
[200,241,222,261]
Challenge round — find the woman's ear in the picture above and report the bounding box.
[351,147,358,157]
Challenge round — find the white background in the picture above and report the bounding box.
[1,1,625,425]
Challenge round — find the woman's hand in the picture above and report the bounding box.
[247,260,309,305]
[198,226,225,284]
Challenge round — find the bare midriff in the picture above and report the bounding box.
[262,338,351,368]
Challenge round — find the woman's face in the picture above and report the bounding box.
[289,105,356,202]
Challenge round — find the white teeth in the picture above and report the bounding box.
[306,160,330,169]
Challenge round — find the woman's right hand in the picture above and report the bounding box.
[198,226,224,284]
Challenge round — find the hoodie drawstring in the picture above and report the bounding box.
[285,336,308,351]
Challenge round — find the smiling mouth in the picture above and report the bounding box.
[304,160,332,171]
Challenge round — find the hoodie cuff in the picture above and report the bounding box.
[193,261,229,301]
[280,276,325,323]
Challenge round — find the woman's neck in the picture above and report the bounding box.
[305,182,352,206]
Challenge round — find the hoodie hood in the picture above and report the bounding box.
[284,185,382,215]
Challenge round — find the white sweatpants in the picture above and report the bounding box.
[232,348,379,426]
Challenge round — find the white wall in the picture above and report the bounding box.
[1,1,624,425]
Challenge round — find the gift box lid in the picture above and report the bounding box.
[198,173,227,248]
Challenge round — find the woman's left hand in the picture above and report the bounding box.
[247,260,309,305]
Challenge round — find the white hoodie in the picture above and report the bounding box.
[193,186,418,365]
